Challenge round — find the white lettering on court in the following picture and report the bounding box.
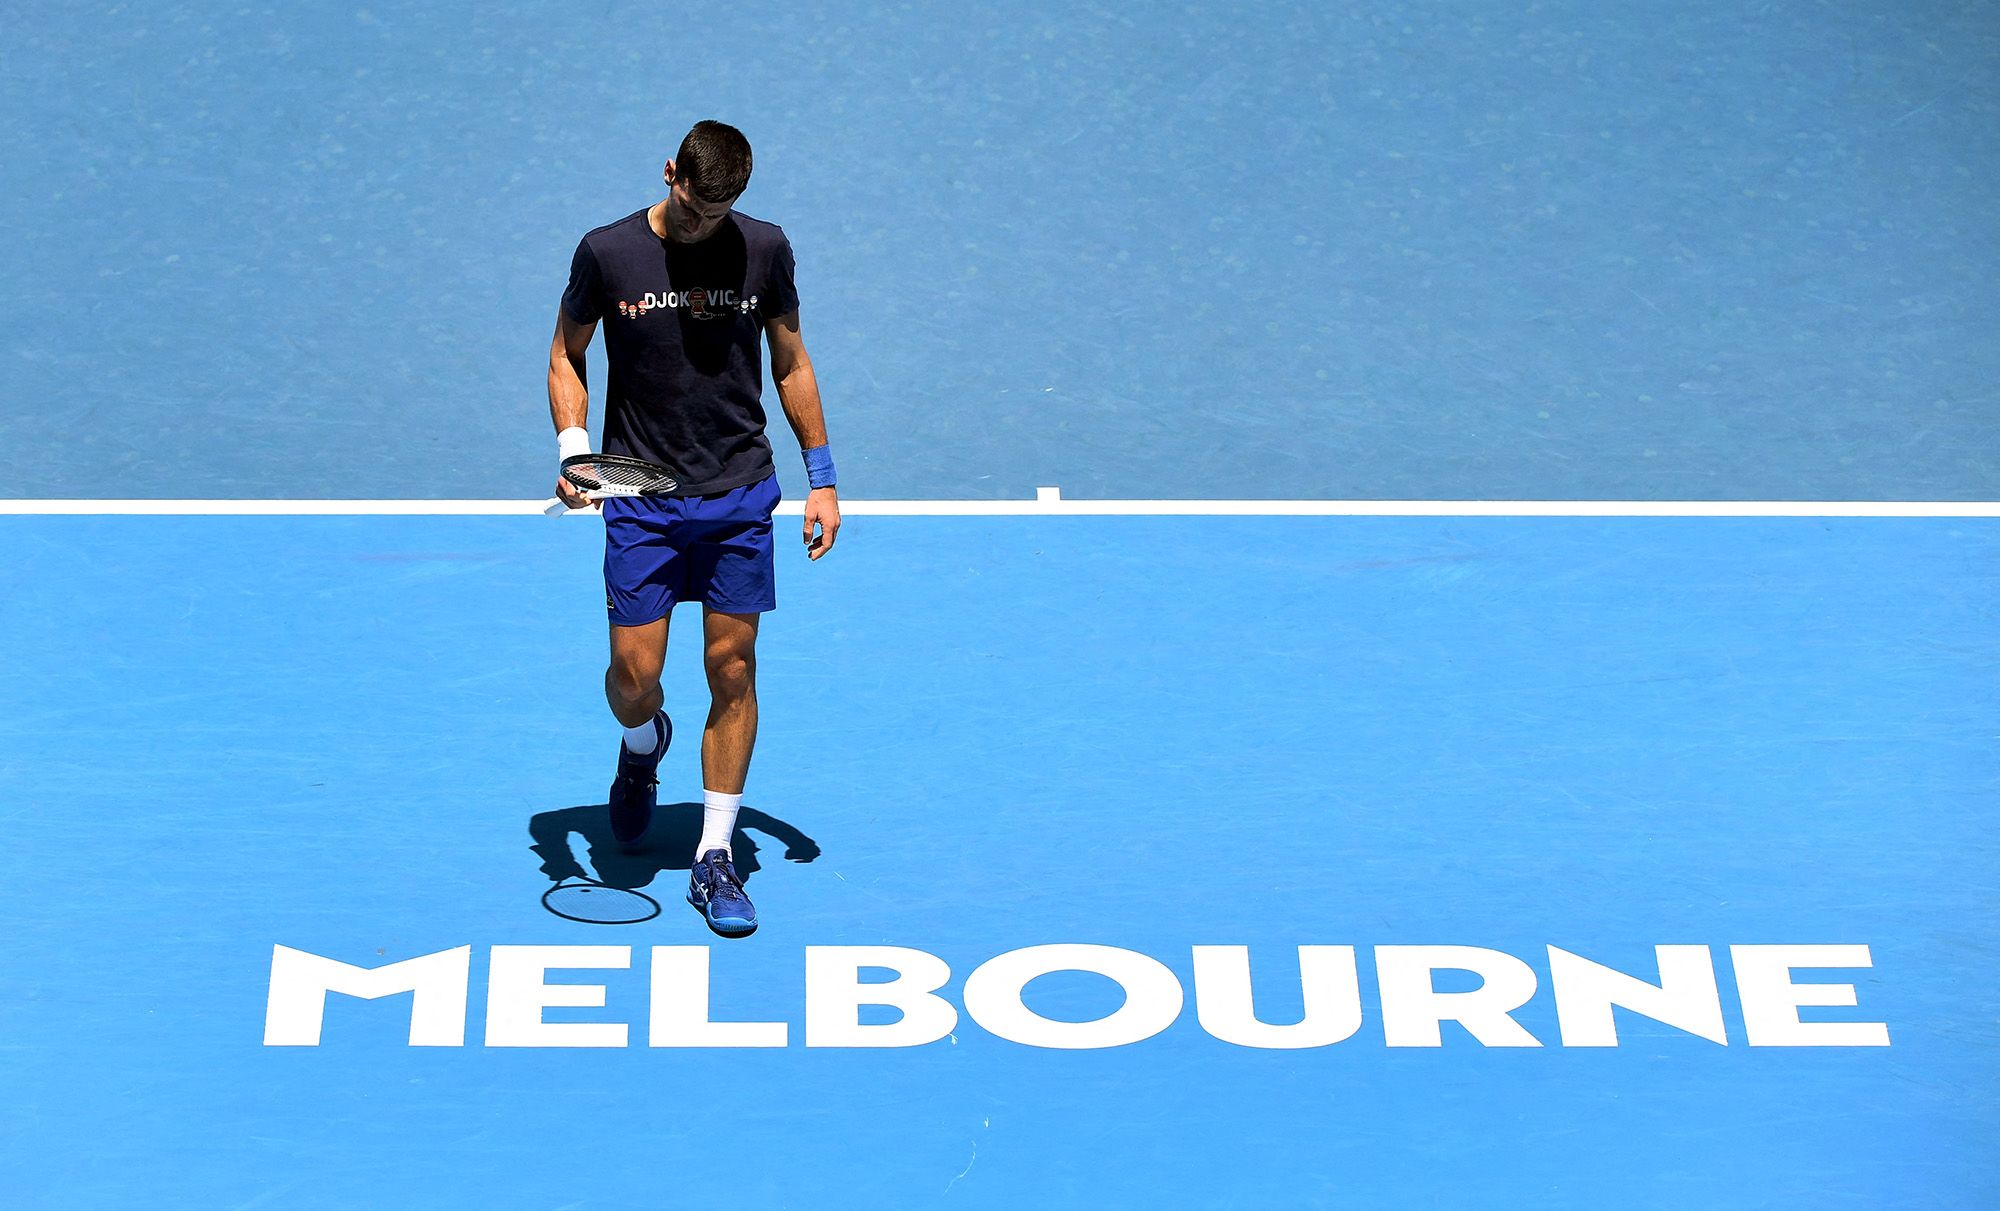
[264,944,471,1047]
[1376,945,1544,1047]
[1549,945,1728,1046]
[1192,946,1363,1048]
[484,945,629,1048]
[805,946,958,1047]
[260,942,1895,1050]
[962,944,1184,1049]
[1731,945,1890,1047]
[651,946,787,1047]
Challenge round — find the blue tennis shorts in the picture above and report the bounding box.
[602,474,781,625]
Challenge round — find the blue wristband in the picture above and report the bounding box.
[803,444,837,489]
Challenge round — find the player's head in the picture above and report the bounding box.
[662,120,752,243]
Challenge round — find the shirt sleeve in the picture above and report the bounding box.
[560,238,604,324]
[762,232,800,318]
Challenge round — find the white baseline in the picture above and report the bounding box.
[5,487,1998,518]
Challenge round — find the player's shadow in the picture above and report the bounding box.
[527,801,821,892]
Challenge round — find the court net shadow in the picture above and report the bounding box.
[527,801,821,893]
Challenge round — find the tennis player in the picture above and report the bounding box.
[547,120,840,935]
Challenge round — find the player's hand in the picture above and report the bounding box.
[803,486,841,560]
[555,474,598,511]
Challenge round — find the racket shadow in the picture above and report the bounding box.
[527,801,822,901]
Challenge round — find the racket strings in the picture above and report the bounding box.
[565,456,679,496]
[588,461,663,489]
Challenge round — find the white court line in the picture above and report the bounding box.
[1,490,1997,518]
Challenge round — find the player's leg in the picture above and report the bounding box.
[681,475,779,934]
[687,607,761,932]
[700,608,760,799]
[606,615,669,727]
[605,617,674,850]
[695,606,759,852]
[601,497,684,850]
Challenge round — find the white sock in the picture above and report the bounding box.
[697,789,743,858]
[623,716,660,756]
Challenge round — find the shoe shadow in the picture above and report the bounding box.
[527,802,822,921]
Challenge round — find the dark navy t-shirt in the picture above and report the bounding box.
[561,207,799,494]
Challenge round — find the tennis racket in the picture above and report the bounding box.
[541,876,662,925]
[560,453,682,499]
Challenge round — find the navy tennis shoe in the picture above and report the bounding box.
[608,711,671,850]
[688,848,757,934]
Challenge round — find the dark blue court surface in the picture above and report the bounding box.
[4,0,1998,501]
[1,514,1994,1207]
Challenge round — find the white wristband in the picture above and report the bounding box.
[557,427,591,462]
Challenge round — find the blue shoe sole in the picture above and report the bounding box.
[687,889,757,935]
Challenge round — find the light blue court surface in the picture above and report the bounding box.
[1,514,1994,1207]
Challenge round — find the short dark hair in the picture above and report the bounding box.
[677,121,753,203]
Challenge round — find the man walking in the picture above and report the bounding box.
[548,120,840,934]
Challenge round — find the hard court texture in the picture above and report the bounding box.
[2,0,1998,1206]
[0,515,1994,1205]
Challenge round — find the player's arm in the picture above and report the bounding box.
[766,309,841,560]
[549,309,598,509]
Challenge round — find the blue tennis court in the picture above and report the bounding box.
[1,511,1993,1205]
[5,0,1999,1204]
